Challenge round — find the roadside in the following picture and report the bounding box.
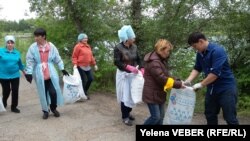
[0,76,249,141]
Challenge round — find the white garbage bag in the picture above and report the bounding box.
[72,67,87,101]
[163,87,196,125]
[130,71,144,104]
[63,67,87,104]
[0,96,6,112]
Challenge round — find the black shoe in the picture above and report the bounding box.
[52,110,60,117]
[123,118,133,126]
[129,115,135,121]
[11,108,20,113]
[43,112,49,119]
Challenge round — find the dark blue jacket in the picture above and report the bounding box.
[194,42,236,94]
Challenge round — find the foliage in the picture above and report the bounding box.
[238,95,250,116]
[206,0,250,96]
[0,20,33,32]
[89,42,117,93]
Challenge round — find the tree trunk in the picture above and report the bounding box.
[131,0,144,58]
[66,0,84,32]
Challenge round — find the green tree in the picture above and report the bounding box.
[26,0,250,114]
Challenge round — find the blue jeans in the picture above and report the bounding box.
[77,67,94,95]
[205,87,239,125]
[144,103,165,125]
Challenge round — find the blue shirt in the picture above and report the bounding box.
[0,47,24,79]
[194,42,236,94]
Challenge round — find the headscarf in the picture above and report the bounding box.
[5,35,15,45]
[77,33,88,42]
[118,25,136,42]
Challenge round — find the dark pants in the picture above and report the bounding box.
[205,87,239,125]
[0,78,20,109]
[44,79,57,112]
[121,102,132,119]
[77,67,94,95]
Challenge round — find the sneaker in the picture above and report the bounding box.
[129,115,135,121]
[43,112,49,119]
[123,118,133,126]
[52,110,60,117]
[11,108,20,113]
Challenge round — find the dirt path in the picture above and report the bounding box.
[0,76,249,141]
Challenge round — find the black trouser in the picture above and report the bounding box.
[44,79,57,112]
[0,77,20,109]
[121,102,132,119]
[77,67,94,95]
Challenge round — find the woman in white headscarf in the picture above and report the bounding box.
[114,25,144,126]
[0,35,25,113]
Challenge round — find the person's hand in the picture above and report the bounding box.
[62,70,69,76]
[125,65,138,74]
[139,68,144,76]
[25,74,32,83]
[180,81,186,89]
[192,83,203,91]
[184,80,192,86]
[73,65,77,69]
[94,65,98,71]
[22,71,26,76]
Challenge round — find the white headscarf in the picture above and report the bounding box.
[4,35,15,44]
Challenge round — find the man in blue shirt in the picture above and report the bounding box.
[185,32,239,125]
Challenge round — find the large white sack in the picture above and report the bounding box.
[163,87,196,125]
[63,67,87,104]
[63,75,81,104]
[72,67,87,101]
[131,72,144,104]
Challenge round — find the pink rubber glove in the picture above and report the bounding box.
[140,68,144,75]
[125,65,138,74]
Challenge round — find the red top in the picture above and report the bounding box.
[72,42,96,67]
[39,43,50,80]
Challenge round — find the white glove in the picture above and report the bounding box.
[94,65,98,71]
[192,83,203,90]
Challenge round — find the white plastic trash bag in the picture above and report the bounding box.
[0,96,6,112]
[163,87,196,125]
[72,67,87,101]
[130,72,144,104]
[63,67,87,104]
[63,75,80,104]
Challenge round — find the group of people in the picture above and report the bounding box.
[114,25,239,126]
[0,26,239,126]
[0,28,97,119]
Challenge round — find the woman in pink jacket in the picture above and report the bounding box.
[72,33,98,99]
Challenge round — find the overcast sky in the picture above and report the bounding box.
[0,0,36,21]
